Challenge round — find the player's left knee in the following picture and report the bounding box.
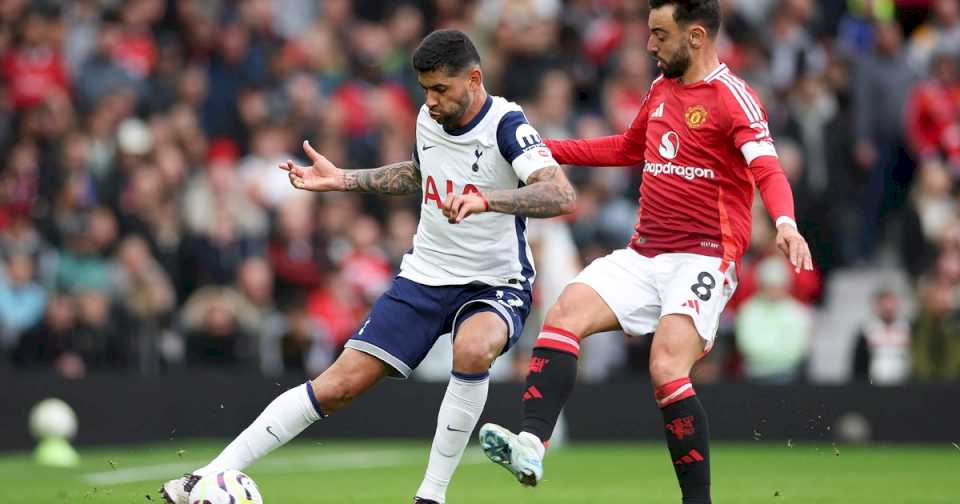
[452,334,501,372]
[648,357,689,387]
[648,315,704,386]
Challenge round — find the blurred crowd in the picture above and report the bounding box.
[2,0,960,384]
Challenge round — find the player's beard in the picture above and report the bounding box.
[658,43,691,79]
[435,91,473,130]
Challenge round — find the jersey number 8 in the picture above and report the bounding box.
[690,272,716,302]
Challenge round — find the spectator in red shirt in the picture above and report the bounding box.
[905,51,960,170]
[267,194,328,305]
[305,270,366,351]
[338,214,392,304]
[2,8,69,111]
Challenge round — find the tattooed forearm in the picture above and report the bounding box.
[485,166,576,218]
[342,161,422,195]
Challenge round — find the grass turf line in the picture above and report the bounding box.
[0,441,955,503]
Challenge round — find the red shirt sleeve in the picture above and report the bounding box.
[717,77,772,151]
[751,156,795,223]
[717,78,796,223]
[544,89,650,167]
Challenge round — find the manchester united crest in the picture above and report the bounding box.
[685,105,708,128]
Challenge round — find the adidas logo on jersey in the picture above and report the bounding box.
[651,102,665,119]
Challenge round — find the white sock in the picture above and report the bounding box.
[415,372,489,503]
[195,383,323,475]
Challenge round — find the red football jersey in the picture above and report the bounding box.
[546,64,789,265]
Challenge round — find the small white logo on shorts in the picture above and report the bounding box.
[496,291,525,309]
[358,318,371,335]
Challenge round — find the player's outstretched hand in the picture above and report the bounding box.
[776,223,814,273]
[278,140,345,192]
[442,193,489,224]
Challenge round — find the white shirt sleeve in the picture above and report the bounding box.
[496,110,558,183]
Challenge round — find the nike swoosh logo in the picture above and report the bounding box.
[266,426,280,443]
[446,425,469,433]
[422,144,437,151]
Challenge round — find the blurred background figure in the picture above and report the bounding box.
[14,295,85,379]
[852,20,916,262]
[852,287,912,384]
[180,285,257,368]
[910,277,960,381]
[735,257,813,384]
[907,0,960,72]
[0,253,47,357]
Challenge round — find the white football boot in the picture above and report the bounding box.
[160,473,200,504]
[478,423,544,487]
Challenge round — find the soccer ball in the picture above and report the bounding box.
[29,398,78,440]
[188,470,263,504]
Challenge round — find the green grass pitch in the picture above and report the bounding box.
[0,440,956,503]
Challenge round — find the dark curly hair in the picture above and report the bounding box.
[649,0,722,38]
[411,29,481,75]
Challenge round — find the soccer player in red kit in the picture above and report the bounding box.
[477,1,813,502]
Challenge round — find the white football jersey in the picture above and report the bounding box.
[398,95,559,289]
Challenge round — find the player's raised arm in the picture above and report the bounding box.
[279,140,421,195]
[543,80,656,168]
[544,121,646,168]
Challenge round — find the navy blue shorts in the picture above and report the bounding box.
[344,277,532,378]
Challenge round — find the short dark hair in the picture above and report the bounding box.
[411,29,481,74]
[649,0,722,38]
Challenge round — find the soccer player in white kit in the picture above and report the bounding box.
[160,29,575,504]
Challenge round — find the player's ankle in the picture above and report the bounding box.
[519,431,546,459]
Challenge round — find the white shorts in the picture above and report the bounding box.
[570,249,737,351]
